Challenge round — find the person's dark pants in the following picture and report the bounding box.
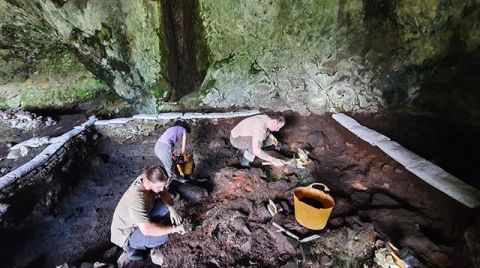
[127,199,169,250]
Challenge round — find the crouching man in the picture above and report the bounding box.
[230,112,286,167]
[111,165,186,264]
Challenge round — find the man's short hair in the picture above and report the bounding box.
[265,111,285,123]
[144,165,168,183]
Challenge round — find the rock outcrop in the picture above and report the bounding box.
[1,0,479,124]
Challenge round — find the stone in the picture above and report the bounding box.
[101,246,118,260]
[463,219,480,267]
[150,247,164,266]
[307,131,327,147]
[328,217,345,228]
[371,193,400,206]
[320,255,333,267]
[169,180,208,203]
[93,262,112,268]
[80,263,94,268]
[351,192,371,205]
[280,260,298,268]
[0,203,9,218]
[231,217,246,231]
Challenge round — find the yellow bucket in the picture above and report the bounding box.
[176,153,194,176]
[294,183,335,230]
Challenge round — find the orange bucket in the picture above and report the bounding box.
[176,153,194,176]
[294,183,335,230]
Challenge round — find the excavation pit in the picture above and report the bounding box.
[0,112,478,268]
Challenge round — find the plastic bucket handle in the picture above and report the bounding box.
[308,183,330,192]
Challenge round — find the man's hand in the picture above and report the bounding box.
[173,224,186,235]
[166,205,182,225]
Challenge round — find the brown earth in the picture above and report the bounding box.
[3,112,479,267]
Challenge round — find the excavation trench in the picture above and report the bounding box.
[0,112,478,268]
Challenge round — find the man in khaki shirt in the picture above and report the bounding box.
[111,165,186,263]
[230,112,286,167]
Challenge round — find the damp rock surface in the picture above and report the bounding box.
[3,112,478,268]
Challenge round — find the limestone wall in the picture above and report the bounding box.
[1,0,479,124]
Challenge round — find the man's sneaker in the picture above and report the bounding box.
[117,252,131,268]
[123,243,148,261]
[240,156,251,168]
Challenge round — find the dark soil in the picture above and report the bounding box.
[4,112,479,268]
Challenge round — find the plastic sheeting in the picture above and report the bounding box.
[96,110,260,126]
[332,113,480,208]
[0,116,97,191]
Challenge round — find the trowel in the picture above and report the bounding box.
[262,148,312,168]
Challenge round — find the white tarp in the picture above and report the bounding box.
[0,116,97,191]
[332,113,480,208]
[96,110,260,126]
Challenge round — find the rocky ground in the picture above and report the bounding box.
[2,112,479,268]
[0,110,87,176]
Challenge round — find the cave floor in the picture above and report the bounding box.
[7,112,477,267]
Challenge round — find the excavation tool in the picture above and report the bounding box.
[262,148,312,168]
[386,241,420,268]
[272,222,321,243]
[176,132,194,177]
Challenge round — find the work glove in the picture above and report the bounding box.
[166,205,182,225]
[270,134,278,147]
[270,158,285,167]
[172,224,186,235]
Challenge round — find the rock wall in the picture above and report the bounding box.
[184,0,480,121]
[1,0,479,124]
[1,0,165,112]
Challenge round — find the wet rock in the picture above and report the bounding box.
[169,180,208,203]
[320,255,333,267]
[331,198,354,217]
[402,235,450,266]
[266,226,297,256]
[280,260,298,268]
[307,131,327,147]
[231,217,246,231]
[328,217,345,228]
[80,262,94,268]
[351,192,371,205]
[101,246,118,260]
[253,203,273,222]
[371,193,400,206]
[462,219,480,267]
